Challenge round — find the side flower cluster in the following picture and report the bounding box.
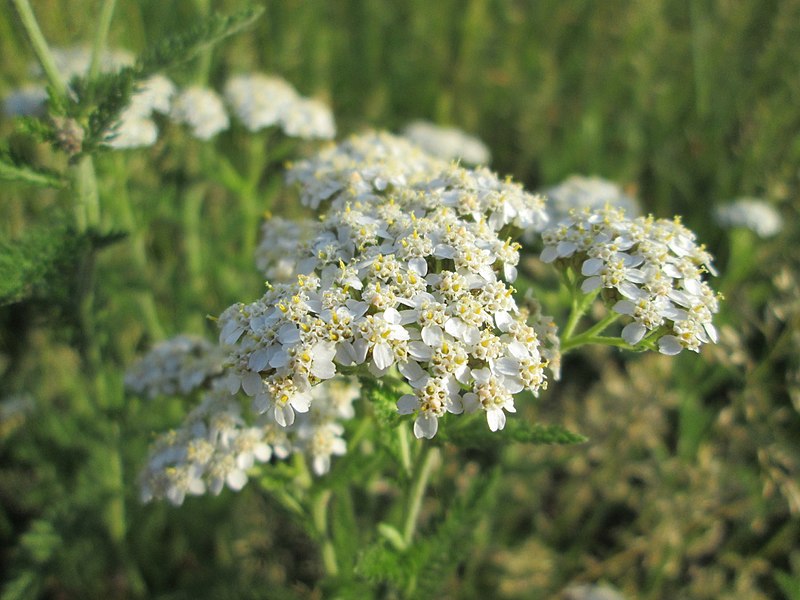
[3,54,336,146]
[139,378,359,505]
[224,73,336,139]
[220,131,556,439]
[540,206,720,354]
[124,335,226,399]
[131,339,360,504]
[401,120,491,166]
[542,175,640,225]
[713,197,782,238]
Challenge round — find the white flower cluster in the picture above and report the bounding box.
[401,120,491,166]
[139,378,358,505]
[107,75,176,148]
[714,198,782,238]
[541,206,719,355]
[221,131,554,439]
[254,216,317,283]
[224,73,336,140]
[124,335,226,399]
[543,175,640,224]
[6,55,336,146]
[169,85,230,140]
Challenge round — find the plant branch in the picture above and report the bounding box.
[11,0,69,97]
[88,0,118,83]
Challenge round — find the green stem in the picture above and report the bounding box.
[72,155,101,232]
[88,0,118,83]
[192,0,214,84]
[398,422,412,476]
[241,135,268,257]
[402,443,438,546]
[182,184,206,298]
[312,489,339,577]
[11,0,69,97]
[561,284,599,340]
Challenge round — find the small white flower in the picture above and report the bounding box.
[714,198,782,238]
[282,97,336,140]
[402,120,491,165]
[170,86,229,139]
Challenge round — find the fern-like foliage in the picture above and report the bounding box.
[137,5,265,76]
[438,416,587,449]
[0,147,65,189]
[0,225,124,307]
[355,468,502,597]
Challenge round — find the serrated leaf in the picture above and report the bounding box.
[79,68,139,152]
[361,376,403,428]
[355,540,408,588]
[0,155,66,189]
[407,468,501,599]
[15,117,56,144]
[0,154,65,188]
[137,6,265,76]
[0,225,119,307]
[439,417,587,449]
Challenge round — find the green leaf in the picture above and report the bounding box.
[137,5,265,76]
[407,468,500,599]
[439,417,587,449]
[0,147,65,188]
[0,570,41,600]
[362,376,404,428]
[355,540,408,588]
[775,570,800,600]
[0,225,122,307]
[78,68,139,152]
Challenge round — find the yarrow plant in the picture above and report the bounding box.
[134,131,720,512]
[3,2,733,595]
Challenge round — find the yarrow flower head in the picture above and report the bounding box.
[540,206,720,355]
[255,216,319,283]
[543,175,640,225]
[221,131,555,439]
[224,72,335,139]
[714,198,782,238]
[125,335,226,399]
[401,120,491,165]
[139,376,360,505]
[170,86,230,140]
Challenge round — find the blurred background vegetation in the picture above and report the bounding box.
[0,0,798,598]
